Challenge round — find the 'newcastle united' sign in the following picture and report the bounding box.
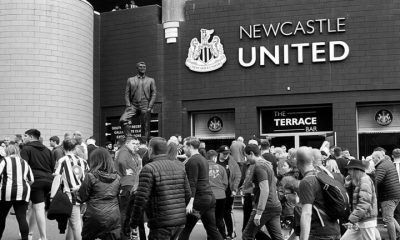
[185,29,227,72]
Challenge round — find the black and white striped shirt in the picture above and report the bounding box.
[0,156,34,202]
[54,154,88,204]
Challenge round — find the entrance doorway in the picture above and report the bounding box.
[267,132,335,149]
[358,132,400,159]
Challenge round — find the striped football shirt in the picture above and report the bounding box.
[54,154,89,204]
[0,156,34,202]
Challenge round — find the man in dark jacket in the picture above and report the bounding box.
[178,137,223,240]
[128,137,191,240]
[372,150,400,240]
[21,129,54,240]
[115,137,142,240]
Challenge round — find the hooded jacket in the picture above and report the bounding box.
[217,155,241,192]
[79,171,121,240]
[208,159,228,199]
[21,141,54,182]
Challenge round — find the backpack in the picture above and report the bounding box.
[314,171,350,221]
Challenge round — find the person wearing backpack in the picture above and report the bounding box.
[297,146,341,240]
[341,160,379,240]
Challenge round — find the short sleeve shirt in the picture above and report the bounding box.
[299,172,340,236]
[252,159,281,211]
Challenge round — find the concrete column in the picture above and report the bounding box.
[0,0,94,144]
[162,0,187,43]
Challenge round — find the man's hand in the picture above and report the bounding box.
[254,214,262,226]
[186,201,193,214]
[231,191,237,197]
[123,220,132,236]
[147,108,152,112]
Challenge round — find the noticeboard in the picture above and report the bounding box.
[105,114,159,143]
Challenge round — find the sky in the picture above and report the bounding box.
[88,0,161,12]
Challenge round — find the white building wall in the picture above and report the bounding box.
[0,0,94,144]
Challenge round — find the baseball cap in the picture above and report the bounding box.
[217,145,230,154]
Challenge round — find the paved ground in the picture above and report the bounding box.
[3,209,244,240]
[3,209,390,240]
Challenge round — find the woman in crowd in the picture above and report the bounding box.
[79,148,121,240]
[0,144,34,240]
[167,141,179,161]
[52,138,89,240]
[206,150,228,239]
[341,160,379,240]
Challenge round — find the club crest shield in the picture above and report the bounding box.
[185,29,227,72]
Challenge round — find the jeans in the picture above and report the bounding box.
[242,210,283,240]
[224,191,234,236]
[215,198,226,238]
[178,195,223,240]
[122,188,146,240]
[119,186,133,240]
[66,205,82,240]
[381,199,400,240]
[120,103,150,140]
[148,225,184,240]
[0,201,29,240]
[341,227,377,240]
[243,194,271,240]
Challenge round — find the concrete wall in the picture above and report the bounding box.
[0,0,94,144]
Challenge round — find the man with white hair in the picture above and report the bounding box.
[297,147,340,240]
[230,136,246,165]
[372,150,400,240]
[73,131,88,160]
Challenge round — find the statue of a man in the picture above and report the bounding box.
[120,61,157,141]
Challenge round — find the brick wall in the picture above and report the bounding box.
[97,0,400,156]
[177,0,400,100]
[0,0,94,144]
[159,0,400,157]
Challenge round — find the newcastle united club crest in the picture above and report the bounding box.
[208,116,223,132]
[375,109,393,126]
[185,29,227,72]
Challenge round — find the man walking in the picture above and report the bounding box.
[21,129,55,240]
[128,137,191,240]
[120,61,157,141]
[115,137,142,240]
[178,137,223,240]
[372,150,400,240]
[296,147,341,240]
[242,144,283,240]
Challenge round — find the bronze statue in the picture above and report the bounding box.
[120,62,157,141]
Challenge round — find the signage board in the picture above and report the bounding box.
[260,106,332,134]
[105,114,159,143]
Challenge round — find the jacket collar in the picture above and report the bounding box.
[151,154,168,162]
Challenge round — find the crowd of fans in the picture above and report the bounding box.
[1,129,400,240]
